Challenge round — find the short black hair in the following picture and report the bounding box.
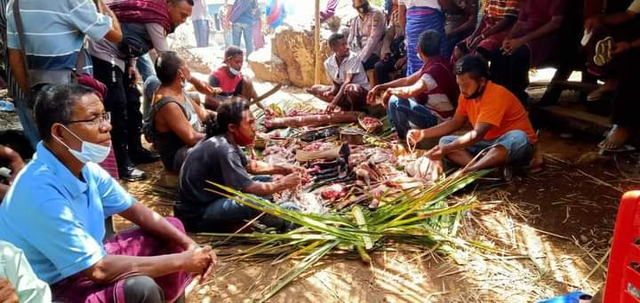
[224,46,244,59]
[454,54,490,80]
[34,84,96,142]
[418,29,441,57]
[204,98,251,138]
[328,33,345,49]
[169,0,194,6]
[155,51,184,85]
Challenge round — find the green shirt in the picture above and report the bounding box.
[0,241,51,303]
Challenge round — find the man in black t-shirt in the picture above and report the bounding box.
[176,99,304,232]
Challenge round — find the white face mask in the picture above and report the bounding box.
[229,67,240,76]
[54,125,111,164]
[179,72,188,89]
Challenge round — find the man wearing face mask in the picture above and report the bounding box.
[205,46,262,111]
[0,84,217,302]
[348,0,386,74]
[407,55,536,173]
[177,99,305,233]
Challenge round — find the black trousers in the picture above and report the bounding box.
[611,49,640,128]
[92,57,143,170]
[374,57,399,85]
[490,45,531,104]
[363,53,381,71]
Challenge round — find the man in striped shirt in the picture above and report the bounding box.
[4,0,122,147]
[452,0,519,62]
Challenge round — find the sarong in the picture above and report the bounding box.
[51,217,192,303]
[405,6,445,76]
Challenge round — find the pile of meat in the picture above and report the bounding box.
[301,142,338,152]
[358,116,383,134]
[262,144,296,165]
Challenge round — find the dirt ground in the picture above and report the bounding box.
[113,90,629,302]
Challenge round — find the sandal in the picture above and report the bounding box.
[594,37,614,67]
[598,143,635,154]
[598,125,635,153]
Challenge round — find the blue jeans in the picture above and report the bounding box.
[193,19,210,47]
[439,130,534,166]
[136,53,156,83]
[142,76,162,118]
[387,96,439,140]
[232,22,253,55]
[14,97,39,148]
[199,176,299,231]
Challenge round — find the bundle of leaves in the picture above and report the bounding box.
[203,169,491,302]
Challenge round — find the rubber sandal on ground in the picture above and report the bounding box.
[598,143,635,154]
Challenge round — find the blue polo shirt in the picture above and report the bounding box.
[0,142,134,284]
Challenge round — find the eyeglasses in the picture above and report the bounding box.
[66,112,111,127]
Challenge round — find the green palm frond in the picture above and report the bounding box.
[202,169,492,301]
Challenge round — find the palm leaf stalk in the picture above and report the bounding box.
[201,169,491,301]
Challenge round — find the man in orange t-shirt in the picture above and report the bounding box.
[408,55,537,173]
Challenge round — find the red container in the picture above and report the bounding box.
[604,191,640,302]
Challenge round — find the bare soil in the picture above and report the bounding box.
[112,125,631,302]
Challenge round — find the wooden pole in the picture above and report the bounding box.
[314,0,321,85]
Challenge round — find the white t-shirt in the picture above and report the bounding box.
[324,51,370,90]
[629,0,640,13]
[398,0,440,10]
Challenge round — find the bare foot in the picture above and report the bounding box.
[599,125,631,150]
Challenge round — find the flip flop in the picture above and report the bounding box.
[598,143,635,154]
[594,37,614,66]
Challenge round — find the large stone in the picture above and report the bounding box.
[247,46,290,84]
[271,24,333,88]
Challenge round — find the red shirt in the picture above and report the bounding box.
[210,66,243,95]
[518,0,568,33]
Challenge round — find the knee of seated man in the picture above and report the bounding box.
[124,276,164,302]
[345,84,358,92]
[503,130,528,142]
[387,94,401,106]
[374,60,387,71]
[439,135,459,146]
[501,130,531,155]
[512,45,531,60]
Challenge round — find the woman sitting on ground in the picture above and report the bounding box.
[148,51,211,172]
